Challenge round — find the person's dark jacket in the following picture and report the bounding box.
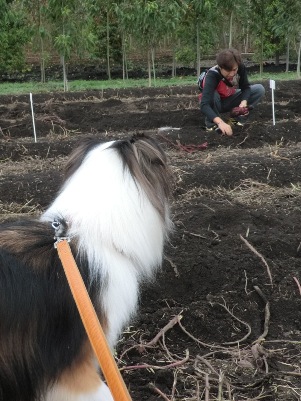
[200,64,251,122]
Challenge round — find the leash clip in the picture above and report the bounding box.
[52,220,71,248]
[53,236,71,249]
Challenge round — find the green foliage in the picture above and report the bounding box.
[176,47,195,66]
[90,13,122,63]
[54,34,72,59]
[246,0,288,63]
[1,0,301,78]
[252,30,285,62]
[0,71,299,96]
[0,2,31,73]
[180,0,216,67]
[47,0,96,61]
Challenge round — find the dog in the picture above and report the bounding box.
[0,134,172,401]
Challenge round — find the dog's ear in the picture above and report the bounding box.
[113,135,173,219]
[64,138,102,181]
[129,132,145,143]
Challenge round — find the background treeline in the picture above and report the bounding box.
[1,0,301,88]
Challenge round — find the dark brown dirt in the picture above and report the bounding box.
[1,79,301,400]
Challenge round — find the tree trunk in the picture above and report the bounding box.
[244,24,249,53]
[228,11,233,48]
[285,40,290,73]
[172,46,176,78]
[61,54,68,92]
[122,32,128,80]
[259,20,264,76]
[151,47,156,86]
[196,17,200,75]
[297,36,301,78]
[40,37,46,83]
[38,6,45,84]
[147,49,152,87]
[275,51,280,66]
[106,11,111,80]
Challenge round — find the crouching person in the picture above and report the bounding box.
[199,48,265,136]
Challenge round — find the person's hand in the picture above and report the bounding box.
[239,100,248,108]
[230,106,250,117]
[217,120,233,136]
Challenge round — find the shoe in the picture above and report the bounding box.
[206,125,222,134]
[232,115,249,127]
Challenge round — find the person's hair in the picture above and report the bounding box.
[216,48,242,71]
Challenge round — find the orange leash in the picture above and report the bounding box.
[56,239,132,401]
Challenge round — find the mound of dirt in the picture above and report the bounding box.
[1,79,301,400]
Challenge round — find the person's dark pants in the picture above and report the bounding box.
[205,84,265,128]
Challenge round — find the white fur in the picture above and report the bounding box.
[42,141,169,346]
[45,381,114,401]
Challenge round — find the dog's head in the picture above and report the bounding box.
[63,134,173,224]
[42,134,173,274]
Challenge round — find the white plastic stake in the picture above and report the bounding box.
[270,79,276,125]
[30,93,37,143]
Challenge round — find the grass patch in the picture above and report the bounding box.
[0,76,198,95]
[0,71,299,96]
[249,71,300,81]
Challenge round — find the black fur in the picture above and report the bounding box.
[0,134,172,400]
[0,220,98,401]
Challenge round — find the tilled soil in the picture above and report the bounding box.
[1,79,301,400]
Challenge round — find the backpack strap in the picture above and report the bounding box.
[198,65,234,92]
[197,69,208,91]
[211,65,234,87]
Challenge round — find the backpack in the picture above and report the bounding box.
[197,66,234,92]
[197,69,208,92]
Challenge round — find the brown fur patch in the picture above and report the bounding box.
[58,341,101,393]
